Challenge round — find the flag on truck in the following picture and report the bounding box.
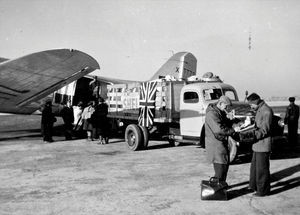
[138,81,157,127]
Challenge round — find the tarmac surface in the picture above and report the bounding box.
[0,114,299,215]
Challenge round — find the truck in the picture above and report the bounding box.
[105,73,254,161]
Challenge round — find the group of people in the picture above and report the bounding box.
[205,93,299,197]
[41,97,110,145]
[80,98,110,144]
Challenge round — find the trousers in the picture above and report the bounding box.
[249,152,271,195]
[287,122,298,146]
[213,163,229,182]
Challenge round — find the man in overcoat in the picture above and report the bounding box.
[205,96,236,182]
[41,100,56,143]
[241,93,273,197]
[60,101,74,140]
[284,97,299,147]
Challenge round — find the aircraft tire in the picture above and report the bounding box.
[125,124,143,151]
[228,136,238,163]
[138,125,149,149]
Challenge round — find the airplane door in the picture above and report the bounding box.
[180,90,205,137]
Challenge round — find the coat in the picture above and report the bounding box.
[90,103,108,128]
[82,105,95,131]
[205,103,235,164]
[252,101,273,152]
[284,103,299,125]
[41,106,56,125]
[91,103,109,136]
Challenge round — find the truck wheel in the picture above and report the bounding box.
[125,124,143,151]
[228,136,238,163]
[138,125,149,149]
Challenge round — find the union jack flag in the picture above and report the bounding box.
[138,81,157,127]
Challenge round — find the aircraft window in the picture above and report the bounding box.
[203,89,222,101]
[184,91,199,103]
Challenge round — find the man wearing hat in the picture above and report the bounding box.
[60,100,74,140]
[241,93,273,197]
[284,97,299,147]
[205,96,237,183]
[41,100,56,143]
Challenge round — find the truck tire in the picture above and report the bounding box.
[138,125,149,149]
[125,124,143,151]
[228,136,238,163]
[169,139,175,147]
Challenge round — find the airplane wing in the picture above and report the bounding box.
[90,75,138,85]
[0,49,99,114]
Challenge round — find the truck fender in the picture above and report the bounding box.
[138,125,149,149]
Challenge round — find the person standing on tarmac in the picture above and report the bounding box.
[41,100,56,143]
[205,96,237,183]
[60,100,74,140]
[240,93,273,197]
[73,101,85,137]
[82,100,95,141]
[284,97,299,147]
[91,97,109,144]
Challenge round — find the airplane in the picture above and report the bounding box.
[0,49,99,114]
[52,51,198,108]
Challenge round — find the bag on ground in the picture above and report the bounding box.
[200,177,228,201]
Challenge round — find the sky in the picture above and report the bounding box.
[0,0,299,100]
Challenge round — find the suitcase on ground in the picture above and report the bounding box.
[201,177,228,201]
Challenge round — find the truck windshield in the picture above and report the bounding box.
[203,88,237,101]
[223,89,237,101]
[203,89,222,101]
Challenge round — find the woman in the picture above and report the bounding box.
[81,100,95,141]
[91,97,109,144]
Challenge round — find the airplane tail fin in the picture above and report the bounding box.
[149,52,197,81]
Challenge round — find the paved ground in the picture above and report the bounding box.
[0,115,299,215]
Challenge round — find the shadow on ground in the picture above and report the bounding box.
[227,163,300,200]
[147,140,195,150]
[230,134,300,165]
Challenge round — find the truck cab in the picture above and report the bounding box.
[180,81,239,138]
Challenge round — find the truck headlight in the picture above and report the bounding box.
[278,119,285,127]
